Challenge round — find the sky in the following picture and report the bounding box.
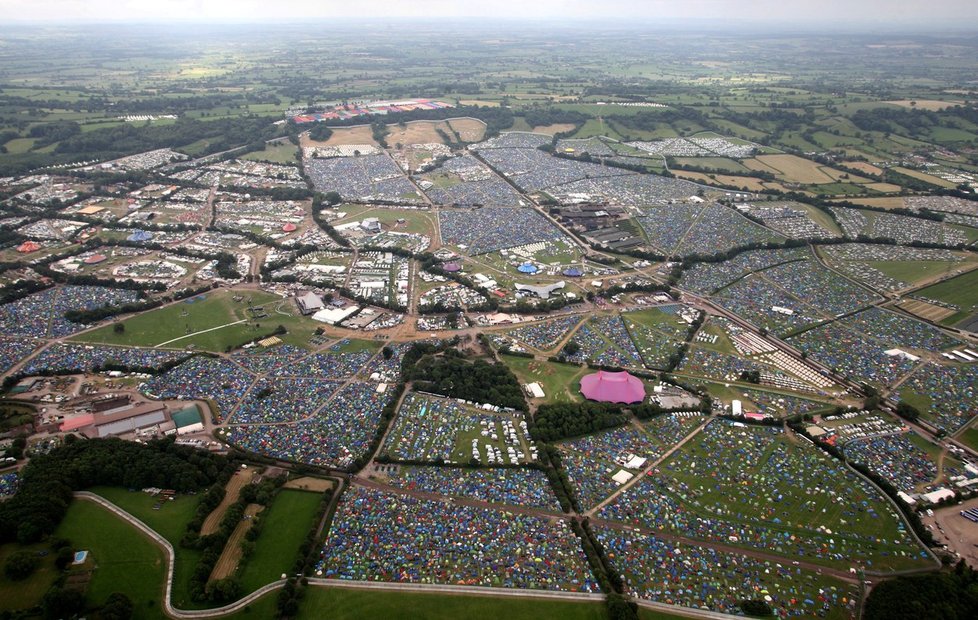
[1,0,976,27]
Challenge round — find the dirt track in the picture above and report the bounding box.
[209,503,264,581]
[202,467,256,536]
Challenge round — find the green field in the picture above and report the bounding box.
[0,541,61,612]
[915,267,978,309]
[241,140,298,163]
[866,260,966,285]
[501,354,587,403]
[55,499,167,619]
[294,587,609,620]
[237,489,322,593]
[957,427,978,452]
[73,290,319,351]
[93,486,207,609]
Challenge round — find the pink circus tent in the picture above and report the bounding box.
[579,371,646,404]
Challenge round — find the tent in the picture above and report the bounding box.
[580,370,646,404]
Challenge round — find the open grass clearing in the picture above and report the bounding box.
[92,486,207,610]
[446,117,487,142]
[293,587,609,620]
[56,499,166,619]
[237,489,322,594]
[301,125,378,148]
[501,354,587,403]
[749,154,836,184]
[915,267,978,309]
[241,140,298,164]
[892,167,958,189]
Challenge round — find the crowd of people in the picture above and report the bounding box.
[0,336,38,374]
[438,207,566,255]
[385,466,560,511]
[681,248,808,295]
[899,362,978,433]
[421,156,523,206]
[843,434,939,495]
[316,485,596,591]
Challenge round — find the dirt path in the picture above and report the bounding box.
[209,503,264,581]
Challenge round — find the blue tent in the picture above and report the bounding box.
[517,262,538,274]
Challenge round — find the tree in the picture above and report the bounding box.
[740,599,774,616]
[113,322,125,334]
[42,587,85,620]
[4,550,39,580]
[100,593,134,620]
[563,340,581,356]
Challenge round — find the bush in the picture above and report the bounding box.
[3,550,39,580]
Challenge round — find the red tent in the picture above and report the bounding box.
[580,371,646,404]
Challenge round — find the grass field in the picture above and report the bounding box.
[867,260,967,286]
[446,118,487,142]
[56,499,166,619]
[92,486,206,609]
[293,587,610,620]
[73,289,318,351]
[672,171,769,192]
[0,541,60,612]
[915,267,978,309]
[242,140,298,164]
[957,427,978,452]
[237,489,322,593]
[892,167,958,189]
[748,154,835,184]
[302,125,378,148]
[501,354,587,403]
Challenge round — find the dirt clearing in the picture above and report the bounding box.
[283,477,335,492]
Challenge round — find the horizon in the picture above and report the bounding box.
[2,0,978,31]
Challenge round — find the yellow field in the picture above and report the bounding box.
[828,196,907,209]
[887,99,960,111]
[898,299,956,322]
[447,118,488,142]
[892,166,958,189]
[386,121,454,146]
[209,504,264,581]
[674,171,769,191]
[865,182,904,193]
[202,467,258,535]
[283,477,335,492]
[749,154,836,184]
[458,99,500,107]
[301,125,378,148]
[531,123,578,136]
[843,161,885,176]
